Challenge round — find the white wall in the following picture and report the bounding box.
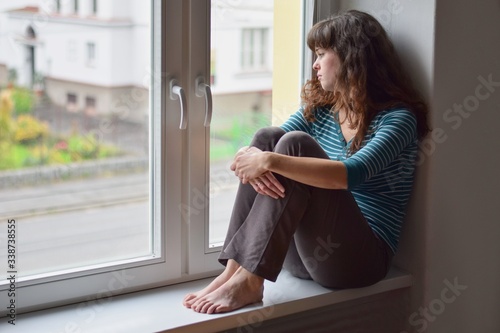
[338,1,500,332]
[98,0,131,20]
[0,0,39,67]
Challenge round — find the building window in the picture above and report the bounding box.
[85,96,96,116]
[86,42,96,66]
[241,28,269,72]
[74,0,79,14]
[92,0,98,15]
[66,92,78,112]
[55,0,61,13]
[67,40,77,62]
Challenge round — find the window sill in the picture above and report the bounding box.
[12,267,412,333]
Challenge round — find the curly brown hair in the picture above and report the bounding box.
[302,10,429,152]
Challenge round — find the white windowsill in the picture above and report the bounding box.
[10,267,412,333]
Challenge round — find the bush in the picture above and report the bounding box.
[68,134,99,160]
[11,88,34,115]
[0,144,30,170]
[0,90,14,142]
[13,115,49,145]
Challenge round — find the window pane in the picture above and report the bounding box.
[209,0,274,247]
[0,2,152,279]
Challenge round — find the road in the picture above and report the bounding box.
[0,172,238,280]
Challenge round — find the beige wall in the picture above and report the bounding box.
[272,0,303,125]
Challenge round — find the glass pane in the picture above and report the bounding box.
[0,2,152,278]
[209,0,274,247]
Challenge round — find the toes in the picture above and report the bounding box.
[183,294,196,307]
[193,299,210,313]
[207,303,224,314]
[191,297,206,312]
[200,301,214,314]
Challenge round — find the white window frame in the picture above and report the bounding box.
[0,0,221,316]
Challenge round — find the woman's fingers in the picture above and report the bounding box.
[252,173,285,199]
[263,172,285,195]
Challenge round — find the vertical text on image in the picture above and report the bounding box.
[6,219,17,325]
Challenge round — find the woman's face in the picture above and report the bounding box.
[313,47,341,92]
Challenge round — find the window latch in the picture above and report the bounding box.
[169,79,187,130]
[195,76,213,127]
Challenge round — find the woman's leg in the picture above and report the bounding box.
[283,187,393,288]
[183,127,285,309]
[220,127,287,252]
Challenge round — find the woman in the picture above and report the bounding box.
[183,10,429,314]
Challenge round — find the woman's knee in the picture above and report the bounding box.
[274,131,324,157]
[250,127,286,150]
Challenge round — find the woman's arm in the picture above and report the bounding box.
[232,148,347,191]
[266,153,348,190]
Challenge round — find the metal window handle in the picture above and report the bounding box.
[169,79,187,130]
[195,76,213,127]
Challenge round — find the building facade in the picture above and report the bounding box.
[0,0,273,123]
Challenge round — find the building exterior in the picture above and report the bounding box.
[0,0,273,122]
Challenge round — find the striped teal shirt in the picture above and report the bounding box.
[280,107,418,253]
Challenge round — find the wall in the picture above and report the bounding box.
[272,0,303,125]
[339,1,500,332]
[427,1,500,332]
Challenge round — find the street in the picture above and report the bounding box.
[0,172,238,281]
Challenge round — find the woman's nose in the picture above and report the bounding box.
[313,59,319,70]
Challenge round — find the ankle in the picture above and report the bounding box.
[237,268,264,288]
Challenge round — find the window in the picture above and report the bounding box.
[241,28,270,72]
[74,0,79,14]
[86,42,96,66]
[0,0,294,315]
[85,96,96,116]
[92,0,98,15]
[66,92,78,112]
[0,0,160,314]
[55,0,61,13]
[67,40,77,62]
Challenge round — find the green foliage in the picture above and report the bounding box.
[0,87,121,171]
[210,111,270,161]
[0,90,14,142]
[11,88,34,115]
[13,115,49,145]
[0,144,30,170]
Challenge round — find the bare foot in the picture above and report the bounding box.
[190,266,264,314]
[183,260,240,308]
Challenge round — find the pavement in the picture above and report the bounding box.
[0,162,238,220]
[0,172,149,220]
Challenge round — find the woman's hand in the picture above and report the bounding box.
[231,146,285,199]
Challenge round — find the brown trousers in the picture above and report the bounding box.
[219,127,393,288]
